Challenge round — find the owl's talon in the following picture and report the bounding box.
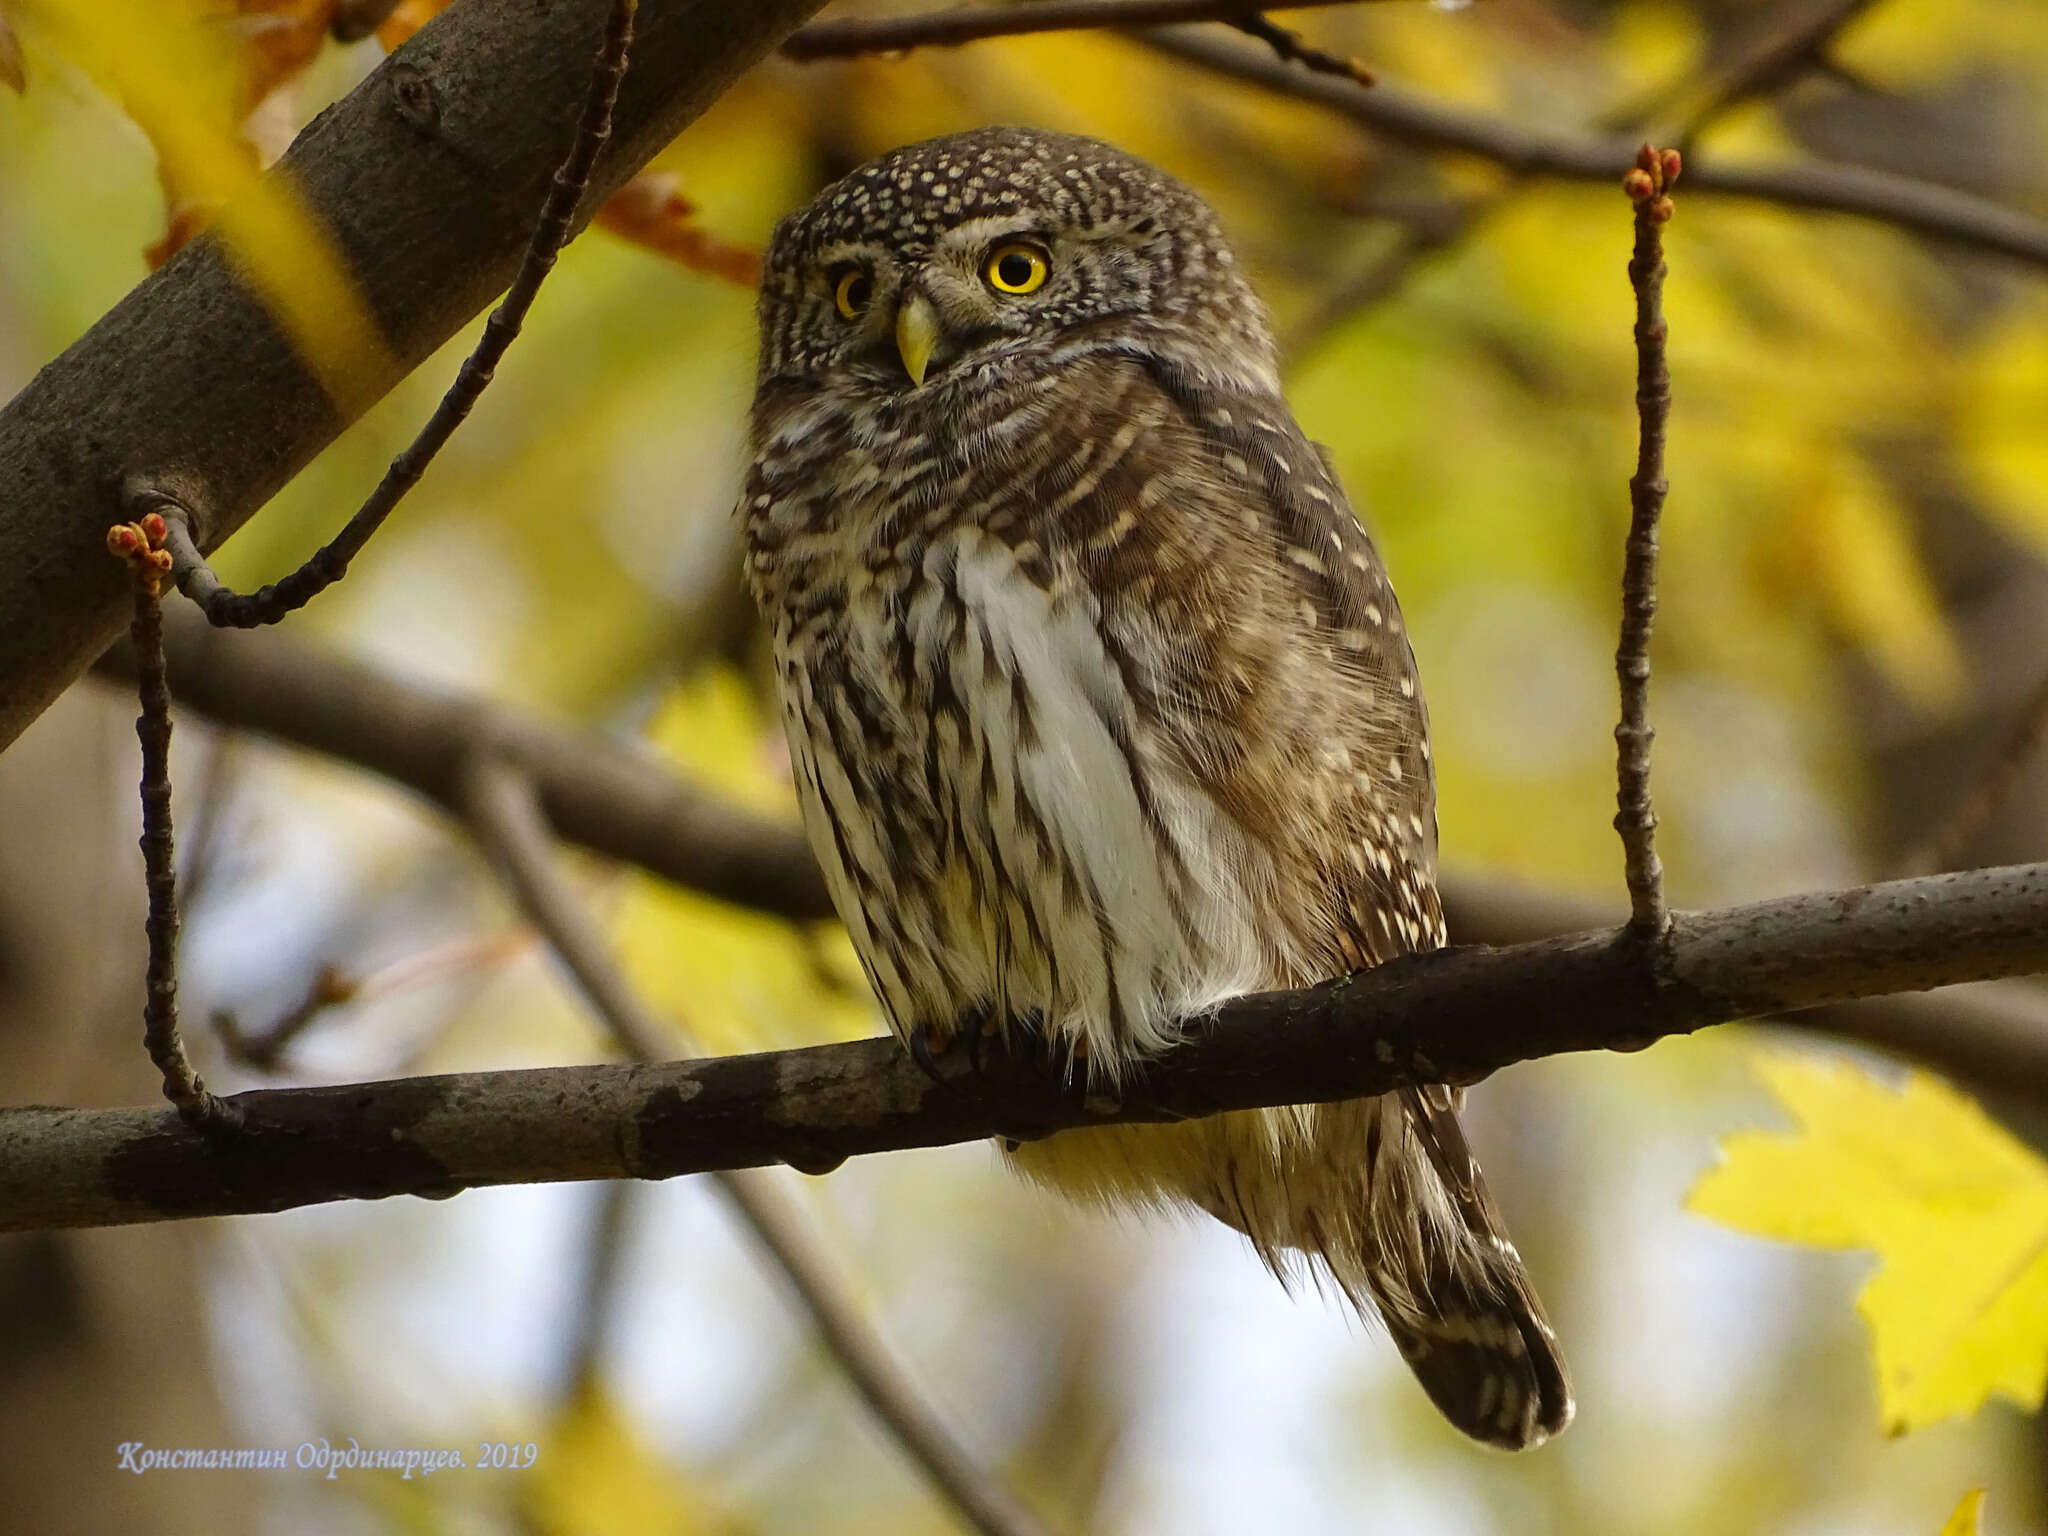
[962,1006,1003,1080]
[906,1023,954,1088]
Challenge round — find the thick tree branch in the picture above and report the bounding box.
[1144,30,2048,271]
[91,609,2048,1100]
[6,860,2048,1233]
[0,0,829,752]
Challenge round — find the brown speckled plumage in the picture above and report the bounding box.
[741,127,1571,1449]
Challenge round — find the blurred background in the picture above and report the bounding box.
[3,0,2047,1530]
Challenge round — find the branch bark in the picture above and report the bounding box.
[6,859,2047,1233]
[0,0,829,752]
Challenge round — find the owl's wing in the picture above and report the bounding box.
[1046,351,1446,975]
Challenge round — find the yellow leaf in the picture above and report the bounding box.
[22,0,390,408]
[1689,1055,2048,1434]
[524,1385,731,1536]
[1938,1490,1987,1536]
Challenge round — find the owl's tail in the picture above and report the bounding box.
[1351,1097,1572,1458]
[1006,1090,1572,1449]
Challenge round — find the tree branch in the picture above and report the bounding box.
[0,0,830,753]
[782,0,1364,59]
[1143,29,2048,270]
[6,859,2047,1233]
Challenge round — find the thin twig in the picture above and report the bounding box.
[214,931,536,1071]
[1228,13,1372,87]
[1902,665,2048,875]
[783,0,1366,59]
[214,963,358,1071]
[1615,146,1679,936]
[457,755,1061,1536]
[104,514,237,1129]
[149,0,638,627]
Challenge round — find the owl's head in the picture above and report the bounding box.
[755,127,1276,400]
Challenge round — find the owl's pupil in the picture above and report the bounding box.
[997,253,1033,289]
[845,276,870,310]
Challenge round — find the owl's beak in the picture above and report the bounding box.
[894,292,942,387]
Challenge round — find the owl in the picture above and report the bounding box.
[740,127,1571,1449]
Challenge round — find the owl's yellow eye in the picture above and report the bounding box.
[984,243,1049,295]
[833,267,872,319]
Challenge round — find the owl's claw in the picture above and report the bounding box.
[905,1009,1075,1145]
[907,1023,951,1087]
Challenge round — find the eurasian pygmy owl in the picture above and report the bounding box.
[740,126,1571,1449]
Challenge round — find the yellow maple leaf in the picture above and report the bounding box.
[1689,1054,2048,1434]
[1939,1490,1987,1536]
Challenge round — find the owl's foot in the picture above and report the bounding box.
[905,1018,964,1086]
[905,1008,1007,1085]
[905,1010,1079,1146]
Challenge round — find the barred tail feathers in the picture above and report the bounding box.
[1004,1093,1572,1450]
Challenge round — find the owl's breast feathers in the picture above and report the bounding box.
[743,351,1443,1069]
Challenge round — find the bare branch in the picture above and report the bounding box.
[6,859,2048,1234]
[457,756,1061,1536]
[1143,29,2048,270]
[783,0,1365,59]
[1614,147,1679,935]
[1227,13,1372,88]
[1437,874,2048,1109]
[104,515,234,1128]
[213,963,359,1071]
